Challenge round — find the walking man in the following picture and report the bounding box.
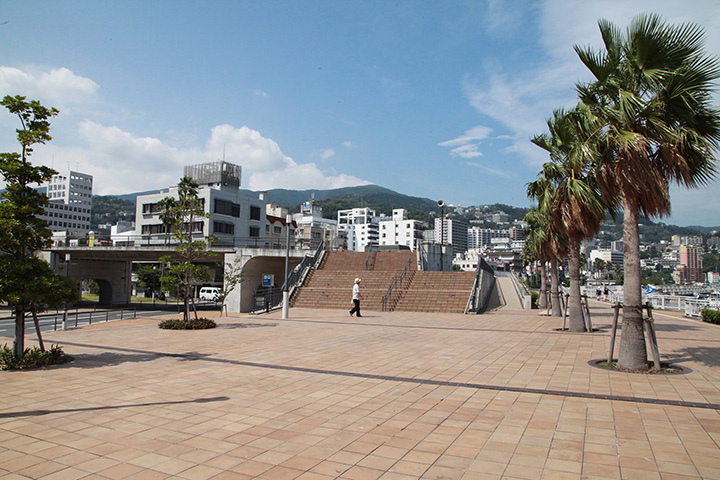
[349,278,363,317]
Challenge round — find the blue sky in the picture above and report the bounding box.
[1,0,719,226]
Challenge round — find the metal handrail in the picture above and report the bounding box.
[381,258,413,312]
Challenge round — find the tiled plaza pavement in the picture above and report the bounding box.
[1,302,719,479]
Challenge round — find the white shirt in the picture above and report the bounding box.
[352,283,361,300]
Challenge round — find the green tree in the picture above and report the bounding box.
[593,258,606,279]
[0,95,78,358]
[523,211,551,310]
[530,107,610,332]
[157,196,177,245]
[576,14,720,370]
[135,264,163,298]
[159,176,216,321]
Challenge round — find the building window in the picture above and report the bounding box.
[249,226,260,237]
[250,205,261,221]
[273,226,282,234]
[213,222,234,234]
[214,199,240,217]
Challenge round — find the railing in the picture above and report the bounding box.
[381,258,413,312]
[270,240,325,310]
[583,288,718,318]
[52,233,321,251]
[465,256,496,314]
[510,273,532,309]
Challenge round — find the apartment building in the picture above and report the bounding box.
[379,209,423,250]
[678,244,704,284]
[337,207,380,252]
[434,217,468,256]
[39,170,93,235]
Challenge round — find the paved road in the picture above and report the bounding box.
[0,307,176,338]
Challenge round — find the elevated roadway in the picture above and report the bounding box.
[46,245,307,312]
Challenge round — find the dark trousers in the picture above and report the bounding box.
[350,299,361,316]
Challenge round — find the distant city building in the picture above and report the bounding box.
[338,207,380,252]
[379,209,423,250]
[677,244,704,284]
[39,170,93,235]
[492,213,509,223]
[708,272,720,284]
[293,199,342,250]
[434,218,468,256]
[590,249,623,265]
[672,235,703,247]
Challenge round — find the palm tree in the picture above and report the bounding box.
[530,108,610,332]
[593,258,606,279]
[526,181,567,318]
[575,14,720,369]
[157,196,177,245]
[523,209,551,309]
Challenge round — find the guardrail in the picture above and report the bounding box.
[465,256,495,314]
[582,288,717,318]
[52,233,322,251]
[381,258,413,312]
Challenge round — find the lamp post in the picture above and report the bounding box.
[438,200,445,271]
[282,214,292,319]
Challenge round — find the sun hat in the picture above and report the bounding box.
[354,278,361,283]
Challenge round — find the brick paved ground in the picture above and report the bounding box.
[1,302,719,479]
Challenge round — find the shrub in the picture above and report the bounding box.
[701,309,720,324]
[158,318,216,330]
[0,344,66,370]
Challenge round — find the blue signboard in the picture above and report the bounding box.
[262,274,273,287]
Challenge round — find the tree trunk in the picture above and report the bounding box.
[618,196,648,370]
[538,262,547,309]
[550,258,562,317]
[567,239,586,332]
[13,307,25,359]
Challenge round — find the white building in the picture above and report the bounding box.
[338,207,381,252]
[590,249,624,265]
[292,200,342,250]
[379,209,423,250]
[135,161,269,247]
[40,170,93,235]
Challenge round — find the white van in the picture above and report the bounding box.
[199,287,221,301]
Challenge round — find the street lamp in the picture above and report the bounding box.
[438,200,445,271]
[282,214,292,319]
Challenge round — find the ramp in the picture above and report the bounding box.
[495,275,524,310]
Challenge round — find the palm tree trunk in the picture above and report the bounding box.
[567,239,586,332]
[538,262,548,309]
[550,258,562,317]
[618,196,647,370]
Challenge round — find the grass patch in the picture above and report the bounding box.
[0,344,66,370]
[158,318,216,330]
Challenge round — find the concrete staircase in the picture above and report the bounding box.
[291,251,477,314]
[393,271,477,313]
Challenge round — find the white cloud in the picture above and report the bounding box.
[320,149,335,160]
[467,161,514,179]
[37,122,369,195]
[439,125,493,158]
[0,66,99,108]
[253,89,269,98]
[342,141,353,149]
